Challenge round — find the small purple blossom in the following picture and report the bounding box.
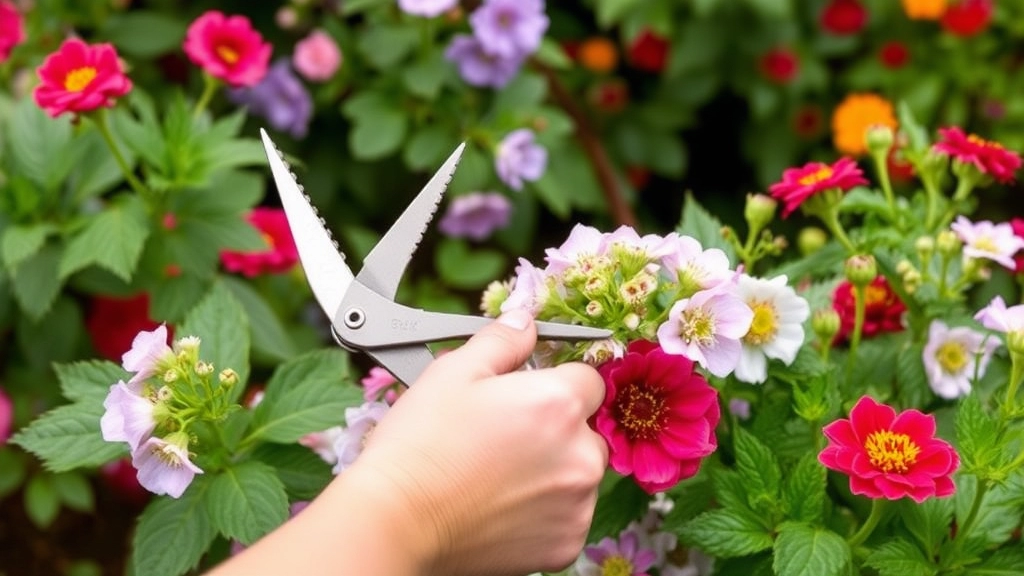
[438,191,513,240]
[495,129,547,190]
[580,529,656,576]
[398,0,458,17]
[500,258,550,315]
[331,401,391,474]
[656,285,754,378]
[131,435,203,498]
[100,381,157,450]
[951,216,1024,270]
[444,34,524,88]
[469,0,549,59]
[229,59,312,139]
[729,398,752,420]
[122,325,173,389]
[975,295,1024,334]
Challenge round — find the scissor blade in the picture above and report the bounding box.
[260,129,354,320]
[356,143,465,300]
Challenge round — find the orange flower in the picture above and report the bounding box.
[900,0,946,19]
[831,93,897,156]
[577,37,618,73]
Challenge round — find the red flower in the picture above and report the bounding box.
[183,11,272,87]
[592,340,720,494]
[759,47,799,84]
[86,294,167,362]
[932,126,1022,184]
[793,104,825,139]
[832,276,906,341]
[587,78,629,113]
[768,157,868,217]
[1011,218,1024,274]
[0,386,11,446]
[0,0,24,63]
[220,208,299,277]
[627,29,669,73]
[879,41,910,69]
[887,145,916,182]
[820,0,868,35]
[941,0,992,37]
[33,39,133,118]
[819,396,958,503]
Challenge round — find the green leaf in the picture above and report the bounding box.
[132,479,216,576]
[55,360,127,403]
[1,222,56,271]
[782,453,826,524]
[772,522,850,576]
[222,276,297,362]
[733,427,782,513]
[435,239,508,290]
[896,343,932,410]
[677,192,737,264]
[0,449,28,499]
[678,508,774,558]
[838,187,892,219]
[595,0,646,27]
[864,538,936,576]
[179,281,251,391]
[247,349,361,443]
[11,243,62,321]
[402,52,448,99]
[711,467,753,512]
[587,474,650,542]
[207,461,290,545]
[251,443,334,501]
[70,130,125,200]
[534,37,573,69]
[532,170,573,219]
[956,394,1002,473]
[897,102,931,153]
[15,296,83,368]
[404,125,455,171]
[357,25,419,69]
[25,474,61,529]
[899,493,953,553]
[6,98,74,190]
[967,548,1024,575]
[349,112,407,160]
[11,402,124,472]
[342,0,390,13]
[52,471,95,513]
[101,11,187,58]
[59,198,151,281]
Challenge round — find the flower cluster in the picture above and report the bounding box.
[442,0,549,89]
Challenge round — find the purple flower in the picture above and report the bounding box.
[100,381,157,451]
[331,401,391,474]
[495,129,547,190]
[398,0,458,17]
[500,258,550,316]
[580,529,657,576]
[131,434,203,498]
[438,191,513,240]
[229,59,312,139]
[122,325,173,389]
[469,0,549,59]
[444,34,524,88]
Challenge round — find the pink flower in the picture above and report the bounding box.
[658,233,733,295]
[951,216,1024,270]
[131,435,204,498]
[500,258,550,316]
[0,387,12,445]
[974,295,1024,334]
[1011,218,1024,274]
[933,126,1021,184]
[331,402,391,474]
[121,325,174,389]
[299,426,345,465]
[33,39,133,118]
[819,396,959,503]
[0,0,25,63]
[292,29,342,82]
[768,157,869,217]
[183,11,272,88]
[593,340,720,494]
[361,366,400,404]
[543,224,605,276]
[220,208,300,277]
[100,381,157,450]
[580,528,657,576]
[656,285,754,378]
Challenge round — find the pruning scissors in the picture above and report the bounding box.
[259,130,612,385]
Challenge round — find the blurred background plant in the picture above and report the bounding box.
[2,0,1024,574]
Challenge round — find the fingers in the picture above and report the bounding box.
[431,309,539,381]
[552,362,607,418]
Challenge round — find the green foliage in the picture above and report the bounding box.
[59,196,150,281]
[207,461,290,546]
[11,402,124,472]
[679,508,774,558]
[586,473,650,542]
[864,539,936,576]
[179,281,251,391]
[132,478,217,576]
[772,522,849,576]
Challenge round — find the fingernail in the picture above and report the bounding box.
[498,309,532,330]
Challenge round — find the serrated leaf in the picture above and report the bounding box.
[956,394,1001,472]
[10,402,124,472]
[251,443,333,501]
[247,349,361,443]
[733,427,782,512]
[899,494,953,553]
[711,467,751,512]
[435,239,507,290]
[587,474,651,542]
[782,453,826,523]
[25,474,61,528]
[56,360,127,403]
[677,192,737,264]
[207,461,289,545]
[11,243,62,321]
[838,187,893,218]
[772,522,850,576]
[59,199,151,281]
[7,98,75,190]
[864,538,936,576]
[1,222,55,271]
[132,479,216,576]
[897,342,932,409]
[678,508,773,558]
[179,281,250,392]
[222,277,296,362]
[967,548,1024,575]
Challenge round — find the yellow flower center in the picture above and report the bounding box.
[936,341,968,374]
[864,285,887,306]
[967,134,1001,150]
[973,235,998,254]
[64,67,97,92]
[744,301,778,345]
[615,383,666,441]
[261,232,276,249]
[798,166,834,186]
[601,555,634,576]
[679,308,715,346]
[864,430,920,473]
[153,444,186,469]
[216,44,240,64]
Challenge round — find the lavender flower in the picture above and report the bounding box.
[229,59,312,138]
[495,129,547,190]
[438,191,513,240]
[469,0,549,59]
[131,434,203,498]
[656,284,754,378]
[444,34,524,88]
[579,528,656,576]
[331,401,391,474]
[100,381,157,451]
[398,0,458,17]
[122,324,173,389]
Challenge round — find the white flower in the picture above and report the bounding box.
[732,274,810,384]
[951,216,1024,270]
[299,426,345,465]
[656,284,754,378]
[922,320,999,399]
[122,325,174,388]
[131,435,203,498]
[331,402,391,474]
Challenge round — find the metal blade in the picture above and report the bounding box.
[260,129,354,320]
[356,143,465,300]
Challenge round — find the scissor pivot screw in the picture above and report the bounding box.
[343,308,366,329]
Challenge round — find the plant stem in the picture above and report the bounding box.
[1001,352,1024,418]
[847,499,886,548]
[845,285,867,381]
[954,476,989,545]
[820,208,855,253]
[94,108,149,199]
[922,173,941,230]
[193,72,220,120]
[872,152,896,220]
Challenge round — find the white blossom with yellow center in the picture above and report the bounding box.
[922,319,999,399]
[733,274,809,384]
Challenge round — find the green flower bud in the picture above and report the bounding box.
[163,369,179,383]
[914,235,934,263]
[902,269,922,294]
[586,300,603,317]
[921,148,949,176]
[744,193,777,233]
[812,309,841,342]
[195,361,214,376]
[865,125,894,157]
[936,230,962,257]
[797,227,827,256]
[844,254,877,287]
[479,280,511,318]
[219,368,239,386]
[1007,330,1024,356]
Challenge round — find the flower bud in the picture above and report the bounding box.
[914,235,934,263]
[865,125,894,157]
[812,309,841,342]
[936,230,962,257]
[623,313,640,330]
[844,254,877,288]
[157,386,174,401]
[195,361,214,376]
[479,280,511,318]
[219,368,239,386]
[902,269,922,294]
[895,259,914,275]
[921,148,949,177]
[1007,330,1024,356]
[163,369,179,383]
[798,227,827,256]
[744,193,777,233]
[586,300,603,317]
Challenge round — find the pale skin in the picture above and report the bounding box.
[209,309,609,576]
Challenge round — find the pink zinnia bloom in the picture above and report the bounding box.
[593,340,721,493]
[0,387,11,445]
[656,286,754,378]
[292,29,342,82]
[360,366,400,404]
[950,216,1024,270]
[131,435,204,498]
[933,126,1021,184]
[100,381,157,450]
[220,208,299,277]
[580,529,657,576]
[768,157,868,217]
[819,396,959,503]
[122,325,174,389]
[331,401,391,474]
[922,320,998,400]
[33,39,133,118]
[183,11,272,88]
[0,0,25,63]
[974,295,1024,334]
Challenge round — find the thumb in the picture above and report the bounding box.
[438,309,538,380]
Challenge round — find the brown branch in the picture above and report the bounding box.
[534,62,637,228]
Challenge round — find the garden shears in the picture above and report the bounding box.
[259,129,611,385]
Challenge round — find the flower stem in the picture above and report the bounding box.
[922,173,941,231]
[954,477,990,545]
[847,499,887,548]
[1001,352,1024,418]
[938,177,975,229]
[93,108,149,200]
[845,285,867,379]
[872,152,896,220]
[820,208,856,253]
[193,72,220,120]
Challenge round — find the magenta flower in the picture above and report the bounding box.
[922,320,998,400]
[580,528,657,576]
[768,157,868,217]
[100,381,157,450]
[656,285,754,378]
[292,29,342,82]
[131,435,204,498]
[0,0,25,63]
[950,216,1024,270]
[933,126,1021,184]
[228,59,312,138]
[331,402,391,474]
[819,396,959,503]
[360,366,400,403]
[438,191,513,240]
[122,325,174,389]
[495,129,547,190]
[183,11,272,88]
[398,0,458,17]
[0,387,11,445]
[444,34,524,88]
[33,39,133,118]
[469,0,549,59]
